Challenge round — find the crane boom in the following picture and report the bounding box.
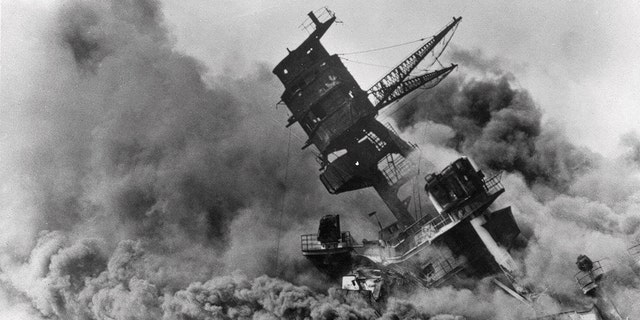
[375,64,457,110]
[367,17,461,109]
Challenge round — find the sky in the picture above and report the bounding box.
[161,0,640,157]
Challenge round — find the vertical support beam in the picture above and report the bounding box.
[470,215,519,273]
[373,180,415,227]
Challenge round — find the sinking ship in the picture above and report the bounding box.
[272,8,636,319]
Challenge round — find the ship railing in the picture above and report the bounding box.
[299,7,336,34]
[413,214,454,246]
[394,174,504,248]
[445,193,489,221]
[301,232,356,252]
[379,153,414,186]
[384,122,418,149]
[421,214,454,238]
[482,171,504,195]
[388,213,454,248]
[421,254,465,285]
[439,172,505,222]
[629,242,640,263]
[574,260,605,294]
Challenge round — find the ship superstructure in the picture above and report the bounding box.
[273,7,524,290]
[272,8,635,319]
[273,8,458,229]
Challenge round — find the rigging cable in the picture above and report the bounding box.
[340,57,394,69]
[274,127,292,276]
[340,57,434,80]
[336,37,430,56]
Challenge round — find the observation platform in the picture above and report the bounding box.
[574,260,605,295]
[301,231,361,256]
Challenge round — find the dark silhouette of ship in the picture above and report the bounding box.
[272,8,635,319]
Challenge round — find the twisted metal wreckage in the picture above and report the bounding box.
[272,8,638,320]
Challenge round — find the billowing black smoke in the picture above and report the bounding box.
[393,50,596,190]
[8,0,381,255]
[6,234,381,319]
[1,0,387,318]
[2,1,640,319]
[388,49,640,318]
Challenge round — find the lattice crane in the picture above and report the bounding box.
[374,64,457,111]
[367,17,461,111]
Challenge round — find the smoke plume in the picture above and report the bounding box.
[393,49,597,191]
[392,48,640,318]
[1,0,386,318]
[2,1,640,320]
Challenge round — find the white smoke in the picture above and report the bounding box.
[2,1,640,319]
[394,49,640,318]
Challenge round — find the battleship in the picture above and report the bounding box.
[272,8,635,320]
